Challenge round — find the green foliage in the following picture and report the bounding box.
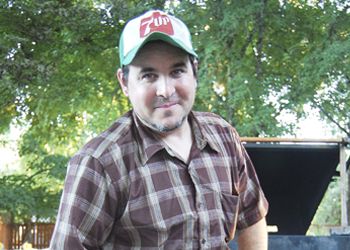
[0,0,349,228]
[307,179,341,235]
[179,0,350,136]
[0,172,62,223]
[0,131,68,223]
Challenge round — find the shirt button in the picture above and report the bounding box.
[201,239,206,244]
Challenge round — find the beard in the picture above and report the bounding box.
[136,112,188,134]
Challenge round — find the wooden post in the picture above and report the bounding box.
[329,139,350,235]
[0,222,11,250]
[340,144,348,227]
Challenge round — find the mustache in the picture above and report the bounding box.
[153,95,179,107]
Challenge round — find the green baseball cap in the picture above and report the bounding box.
[119,10,198,66]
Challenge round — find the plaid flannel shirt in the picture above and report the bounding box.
[50,110,268,249]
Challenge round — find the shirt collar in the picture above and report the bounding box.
[189,112,221,153]
[132,111,165,165]
[132,111,220,165]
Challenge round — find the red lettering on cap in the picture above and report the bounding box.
[140,11,174,38]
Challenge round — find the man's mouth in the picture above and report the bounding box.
[155,101,177,109]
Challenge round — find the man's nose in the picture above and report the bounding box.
[156,77,175,98]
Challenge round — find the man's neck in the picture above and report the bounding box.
[159,119,193,163]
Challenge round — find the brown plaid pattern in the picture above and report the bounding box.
[50,111,268,249]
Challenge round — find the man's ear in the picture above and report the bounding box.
[193,59,199,88]
[116,68,128,96]
[193,59,199,74]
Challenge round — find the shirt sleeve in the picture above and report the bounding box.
[50,153,118,249]
[232,130,269,230]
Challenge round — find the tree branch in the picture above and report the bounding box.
[313,101,350,137]
[344,74,350,86]
[240,29,256,58]
[255,0,268,79]
[19,168,50,187]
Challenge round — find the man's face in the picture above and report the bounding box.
[118,41,197,133]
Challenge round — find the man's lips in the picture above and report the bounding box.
[154,101,178,109]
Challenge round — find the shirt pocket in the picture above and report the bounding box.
[220,192,239,241]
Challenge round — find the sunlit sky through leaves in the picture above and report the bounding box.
[0,109,338,172]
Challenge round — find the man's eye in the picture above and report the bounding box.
[142,73,157,82]
[171,69,185,78]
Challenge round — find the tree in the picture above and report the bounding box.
[0,0,349,226]
[0,0,176,223]
[0,0,122,223]
[178,0,350,137]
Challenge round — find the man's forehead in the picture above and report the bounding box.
[131,59,189,73]
[138,61,188,73]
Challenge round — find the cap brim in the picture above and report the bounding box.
[122,32,197,65]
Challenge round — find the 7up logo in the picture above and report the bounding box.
[140,11,174,37]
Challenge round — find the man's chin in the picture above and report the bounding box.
[147,116,187,134]
[135,110,188,134]
[151,120,183,133]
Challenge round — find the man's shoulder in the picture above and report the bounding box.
[192,111,231,128]
[78,111,134,159]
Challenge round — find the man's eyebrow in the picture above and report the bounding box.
[171,61,187,69]
[139,67,156,73]
[138,61,187,73]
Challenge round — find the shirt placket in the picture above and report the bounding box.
[188,164,211,249]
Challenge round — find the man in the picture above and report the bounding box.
[50,10,268,249]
